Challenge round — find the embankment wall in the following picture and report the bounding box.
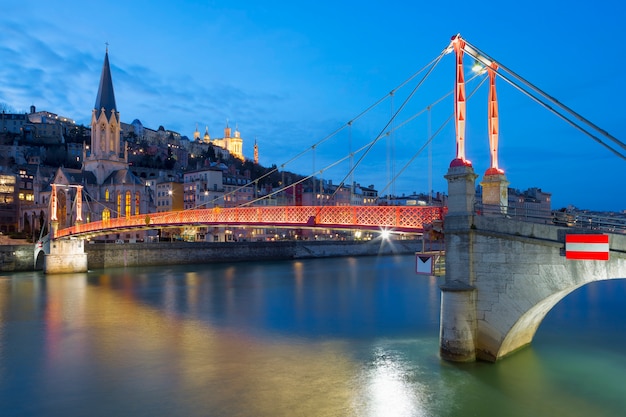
[1,239,424,272]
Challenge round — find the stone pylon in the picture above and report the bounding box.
[480,172,509,215]
[440,164,478,362]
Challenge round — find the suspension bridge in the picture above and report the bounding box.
[39,34,626,363]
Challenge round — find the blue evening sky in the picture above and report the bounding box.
[1,0,624,211]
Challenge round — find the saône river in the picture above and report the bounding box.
[1,254,625,416]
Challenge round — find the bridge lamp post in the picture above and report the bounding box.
[471,59,486,74]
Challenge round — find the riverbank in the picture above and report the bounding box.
[87,239,423,269]
[1,238,426,272]
[0,242,33,272]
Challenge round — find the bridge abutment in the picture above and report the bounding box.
[44,239,88,274]
[440,162,626,362]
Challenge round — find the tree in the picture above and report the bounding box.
[67,124,89,144]
[0,102,15,113]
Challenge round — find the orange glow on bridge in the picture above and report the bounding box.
[55,205,445,239]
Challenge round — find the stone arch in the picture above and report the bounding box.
[34,249,45,270]
[494,274,626,361]
[442,210,626,363]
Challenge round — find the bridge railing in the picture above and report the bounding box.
[475,204,626,234]
[571,213,626,234]
[475,203,553,224]
[54,205,446,238]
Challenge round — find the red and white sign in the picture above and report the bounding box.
[565,234,609,261]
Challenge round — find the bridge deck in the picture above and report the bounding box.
[55,205,445,238]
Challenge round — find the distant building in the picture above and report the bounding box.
[508,187,552,216]
[155,181,183,212]
[222,164,253,207]
[0,112,28,136]
[475,185,551,219]
[0,173,18,233]
[300,181,378,206]
[194,123,244,161]
[1,106,78,143]
[183,168,224,210]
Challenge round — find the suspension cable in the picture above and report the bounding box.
[494,69,626,160]
[189,52,450,211]
[462,38,626,155]
[378,75,489,197]
[241,139,380,207]
[324,45,451,204]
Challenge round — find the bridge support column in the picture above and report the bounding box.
[44,239,88,274]
[51,220,59,239]
[440,282,477,361]
[440,164,479,361]
[480,173,509,214]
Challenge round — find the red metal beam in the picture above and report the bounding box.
[54,206,445,239]
[450,35,472,168]
[486,62,504,175]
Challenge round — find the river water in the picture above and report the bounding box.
[0,254,625,416]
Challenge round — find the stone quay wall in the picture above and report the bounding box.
[0,239,424,272]
[86,239,423,270]
[0,244,35,272]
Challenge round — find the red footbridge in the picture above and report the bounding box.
[54,205,445,239]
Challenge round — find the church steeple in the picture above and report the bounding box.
[194,123,200,141]
[254,138,258,164]
[94,49,117,116]
[84,48,125,185]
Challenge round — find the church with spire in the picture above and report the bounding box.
[43,49,153,233]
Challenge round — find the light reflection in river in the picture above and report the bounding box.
[0,255,625,417]
[356,345,428,417]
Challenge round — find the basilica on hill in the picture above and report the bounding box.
[193,123,244,161]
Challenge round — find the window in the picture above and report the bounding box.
[102,208,110,222]
[105,188,110,202]
[117,193,121,217]
[135,192,140,215]
[125,191,131,217]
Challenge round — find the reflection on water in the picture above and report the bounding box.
[0,256,625,417]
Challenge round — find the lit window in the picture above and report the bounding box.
[125,191,131,217]
[102,208,110,222]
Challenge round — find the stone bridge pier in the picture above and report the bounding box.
[43,238,88,274]
[440,165,626,362]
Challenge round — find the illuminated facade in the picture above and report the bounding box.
[0,174,18,233]
[194,124,244,161]
[156,181,184,212]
